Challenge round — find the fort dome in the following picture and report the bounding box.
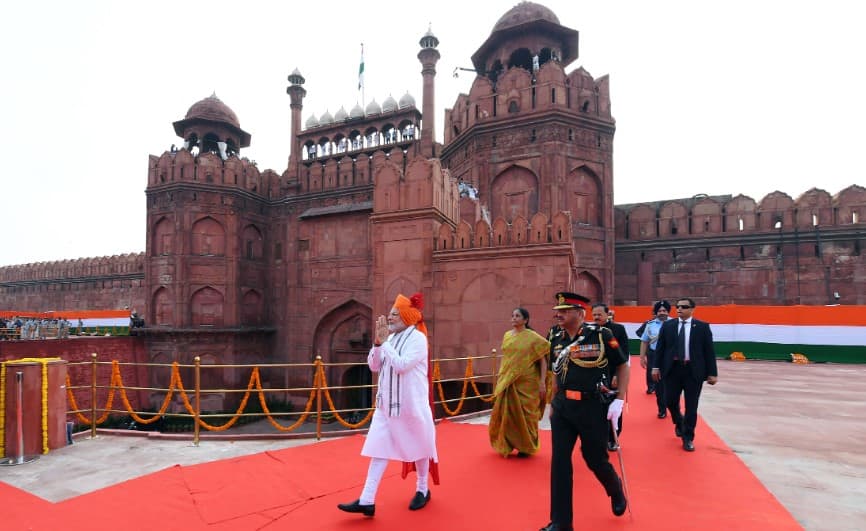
[365,99,382,115]
[492,1,560,32]
[382,95,398,113]
[398,92,416,109]
[184,93,241,129]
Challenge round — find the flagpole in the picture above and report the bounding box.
[359,43,365,108]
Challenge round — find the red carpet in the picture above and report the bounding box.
[1,376,801,530]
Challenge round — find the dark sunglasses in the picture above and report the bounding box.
[676,305,692,309]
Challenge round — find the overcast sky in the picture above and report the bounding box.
[1,0,863,267]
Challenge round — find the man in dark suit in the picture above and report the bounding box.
[651,297,718,452]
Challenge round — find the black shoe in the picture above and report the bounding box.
[409,490,430,510]
[675,424,683,437]
[607,440,619,452]
[645,387,655,394]
[337,499,375,517]
[611,489,628,516]
[657,410,667,419]
[516,451,531,458]
[540,523,573,531]
[683,439,695,452]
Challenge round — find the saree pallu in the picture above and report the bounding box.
[488,328,550,456]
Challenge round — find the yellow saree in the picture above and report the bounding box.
[488,328,550,456]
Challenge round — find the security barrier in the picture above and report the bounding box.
[65,349,501,444]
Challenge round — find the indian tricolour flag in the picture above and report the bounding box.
[613,305,866,364]
[358,43,365,91]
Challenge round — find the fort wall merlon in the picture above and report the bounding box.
[615,185,866,240]
[436,210,573,251]
[149,150,276,199]
[444,63,612,146]
[0,253,144,284]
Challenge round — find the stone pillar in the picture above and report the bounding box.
[418,29,440,159]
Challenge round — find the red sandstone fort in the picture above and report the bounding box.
[1,3,864,402]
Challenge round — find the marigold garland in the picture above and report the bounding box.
[255,367,318,431]
[61,354,496,435]
[40,362,48,454]
[790,352,810,364]
[175,366,256,431]
[1,358,61,455]
[66,364,116,426]
[466,358,495,403]
[317,365,374,429]
[433,360,471,416]
[114,361,175,424]
[0,363,6,457]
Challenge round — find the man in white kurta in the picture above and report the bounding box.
[337,293,438,517]
[361,324,438,463]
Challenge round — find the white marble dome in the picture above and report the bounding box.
[382,95,398,113]
[398,92,416,109]
[365,99,382,115]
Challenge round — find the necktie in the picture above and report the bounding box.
[677,320,686,361]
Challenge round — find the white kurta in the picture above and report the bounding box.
[360,326,439,462]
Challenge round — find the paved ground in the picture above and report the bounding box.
[1,360,864,530]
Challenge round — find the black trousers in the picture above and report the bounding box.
[549,395,621,527]
[647,349,666,413]
[663,362,704,441]
[645,349,656,391]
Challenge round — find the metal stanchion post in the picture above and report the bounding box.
[0,371,39,466]
[193,356,201,447]
[90,353,98,439]
[315,356,323,441]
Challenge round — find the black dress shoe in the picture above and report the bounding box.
[516,451,531,458]
[611,489,628,516]
[683,439,695,452]
[675,424,683,437]
[540,523,573,531]
[645,388,655,394]
[607,440,619,452]
[408,490,430,510]
[337,499,375,517]
[657,410,667,419]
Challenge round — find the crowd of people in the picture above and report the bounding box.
[0,317,77,340]
[336,288,719,531]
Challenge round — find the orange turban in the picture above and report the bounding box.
[393,292,428,337]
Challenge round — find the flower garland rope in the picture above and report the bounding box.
[1,358,62,455]
[0,363,6,457]
[41,361,48,454]
[254,367,318,432]
[433,360,471,416]
[176,366,256,431]
[114,361,176,424]
[65,364,116,426]
[466,358,495,403]
[317,364,374,429]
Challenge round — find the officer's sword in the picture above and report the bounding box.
[610,419,634,519]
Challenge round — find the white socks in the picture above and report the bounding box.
[359,457,388,505]
[415,457,429,495]
[358,457,431,504]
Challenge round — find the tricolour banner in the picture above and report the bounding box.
[613,305,866,363]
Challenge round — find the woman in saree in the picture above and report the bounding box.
[488,307,550,457]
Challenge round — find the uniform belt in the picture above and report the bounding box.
[674,359,690,365]
[564,390,592,401]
